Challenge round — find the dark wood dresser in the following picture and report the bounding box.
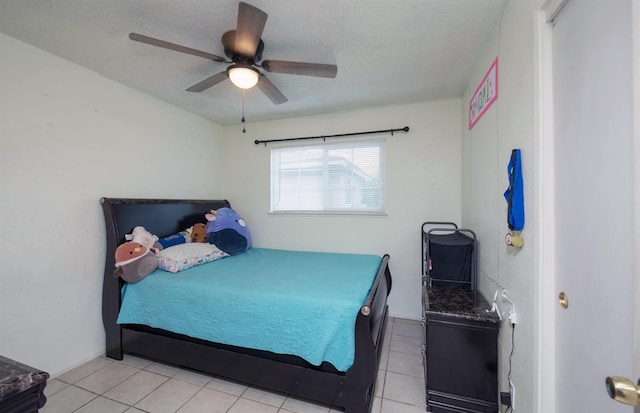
[0,356,49,413]
[423,287,500,412]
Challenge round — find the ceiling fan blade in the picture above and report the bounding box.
[258,75,288,105]
[186,71,228,92]
[234,2,268,56]
[222,30,235,53]
[261,60,337,78]
[129,33,226,62]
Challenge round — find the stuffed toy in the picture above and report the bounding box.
[205,208,252,255]
[114,241,158,283]
[125,226,162,251]
[190,223,207,243]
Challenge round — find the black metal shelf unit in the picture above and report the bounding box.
[422,222,477,290]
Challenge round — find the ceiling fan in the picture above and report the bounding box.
[129,2,338,105]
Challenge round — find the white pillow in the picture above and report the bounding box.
[157,243,228,273]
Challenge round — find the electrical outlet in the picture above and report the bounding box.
[500,391,512,407]
[509,309,517,325]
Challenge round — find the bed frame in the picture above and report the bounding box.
[101,198,392,413]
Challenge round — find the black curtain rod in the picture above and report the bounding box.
[254,126,410,146]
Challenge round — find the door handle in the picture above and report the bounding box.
[606,376,640,406]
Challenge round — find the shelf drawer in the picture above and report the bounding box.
[424,311,498,412]
[428,390,498,413]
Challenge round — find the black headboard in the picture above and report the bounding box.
[100,198,230,357]
[101,198,230,245]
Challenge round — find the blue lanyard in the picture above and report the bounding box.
[504,149,524,231]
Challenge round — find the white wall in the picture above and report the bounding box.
[0,33,226,377]
[221,100,462,320]
[461,1,543,410]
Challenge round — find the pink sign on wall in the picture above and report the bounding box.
[468,57,498,129]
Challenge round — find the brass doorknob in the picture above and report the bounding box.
[606,376,640,406]
[558,292,568,309]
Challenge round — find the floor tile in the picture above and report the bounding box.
[382,371,425,407]
[121,354,154,369]
[391,320,422,339]
[144,361,180,377]
[57,357,112,384]
[44,379,68,398]
[73,396,129,413]
[375,368,387,399]
[281,395,331,413]
[177,387,238,413]
[389,334,423,356]
[174,367,213,386]
[386,317,396,330]
[206,376,248,396]
[387,351,424,379]
[242,386,287,408]
[379,348,389,370]
[104,369,169,405]
[382,333,392,350]
[135,377,201,413]
[371,396,382,413]
[380,398,426,413]
[228,398,279,413]
[75,362,140,394]
[40,385,96,413]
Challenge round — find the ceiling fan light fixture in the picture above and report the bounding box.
[227,65,260,89]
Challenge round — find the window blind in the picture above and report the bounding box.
[271,139,385,213]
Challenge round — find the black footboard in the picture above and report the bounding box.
[100,198,392,413]
[343,254,392,412]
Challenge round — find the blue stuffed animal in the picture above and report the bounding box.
[205,208,252,255]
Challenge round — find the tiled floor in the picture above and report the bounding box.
[42,318,425,413]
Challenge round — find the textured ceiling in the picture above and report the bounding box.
[0,0,507,125]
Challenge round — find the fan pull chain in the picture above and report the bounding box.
[241,90,247,133]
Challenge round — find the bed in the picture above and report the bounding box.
[101,198,392,413]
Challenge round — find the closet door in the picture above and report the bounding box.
[550,0,638,411]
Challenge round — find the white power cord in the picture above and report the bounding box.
[487,288,517,411]
[501,289,517,325]
[486,288,517,325]
[486,288,503,320]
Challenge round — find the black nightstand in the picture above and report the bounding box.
[0,355,49,413]
[423,287,500,412]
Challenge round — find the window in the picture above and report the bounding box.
[270,139,385,214]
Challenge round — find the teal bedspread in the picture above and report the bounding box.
[117,248,381,371]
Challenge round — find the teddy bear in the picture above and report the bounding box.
[190,223,207,243]
[114,241,158,283]
[205,208,252,255]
